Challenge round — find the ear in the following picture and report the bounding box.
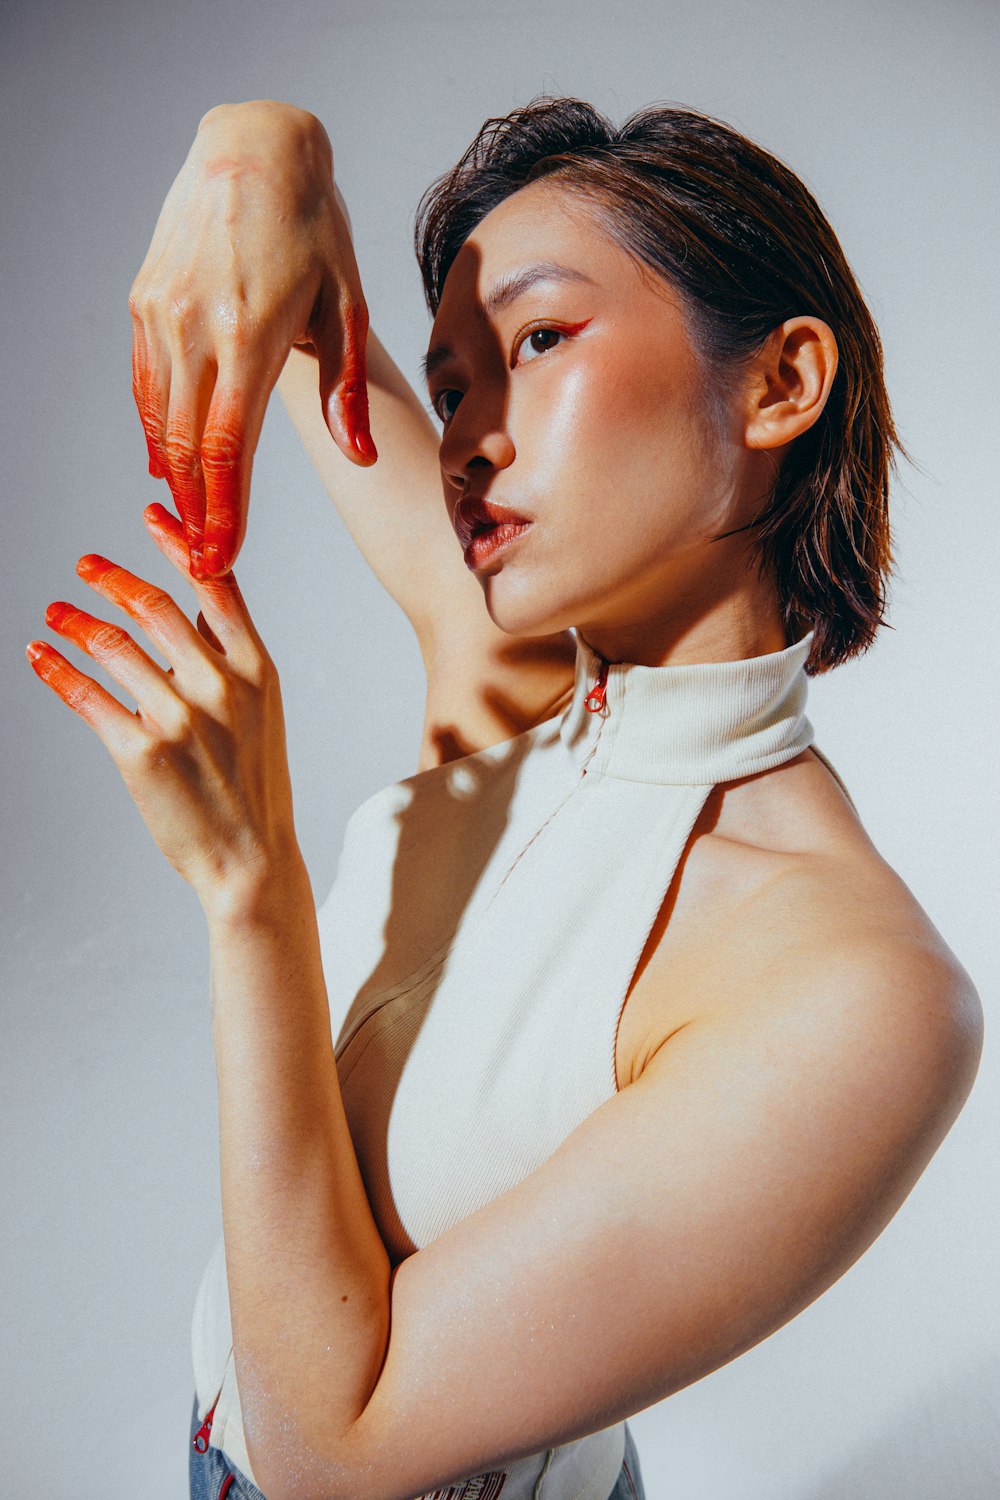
[742,317,839,451]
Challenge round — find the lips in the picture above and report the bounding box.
[453,496,533,552]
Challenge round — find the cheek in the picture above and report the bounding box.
[540,356,720,525]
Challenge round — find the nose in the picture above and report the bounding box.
[439,400,516,487]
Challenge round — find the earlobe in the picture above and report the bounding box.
[744,317,839,452]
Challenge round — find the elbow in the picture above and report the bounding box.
[245,1416,375,1500]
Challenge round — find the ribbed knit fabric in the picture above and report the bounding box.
[192,628,818,1498]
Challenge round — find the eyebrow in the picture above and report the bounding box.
[421,261,596,386]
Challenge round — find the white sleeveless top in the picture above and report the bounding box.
[192,628,821,1498]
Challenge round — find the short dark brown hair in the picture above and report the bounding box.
[414,97,907,674]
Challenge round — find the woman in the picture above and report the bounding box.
[26,97,982,1500]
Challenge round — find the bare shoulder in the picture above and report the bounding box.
[622,750,984,1127]
[738,839,984,1084]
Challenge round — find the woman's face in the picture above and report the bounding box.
[424,179,769,661]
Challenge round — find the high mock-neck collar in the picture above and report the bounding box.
[558,630,815,785]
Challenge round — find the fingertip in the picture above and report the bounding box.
[354,429,378,464]
[324,403,376,468]
[323,393,347,448]
[144,503,189,555]
[143,432,166,479]
[202,545,228,578]
[45,602,70,629]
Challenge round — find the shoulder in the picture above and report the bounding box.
[629,755,983,1126]
[680,839,983,1133]
[754,851,980,1038]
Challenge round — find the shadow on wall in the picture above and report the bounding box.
[802,1344,1000,1500]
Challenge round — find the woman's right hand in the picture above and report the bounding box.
[129,99,376,581]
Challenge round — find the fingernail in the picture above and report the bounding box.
[189,547,206,580]
[354,429,378,462]
[203,545,225,576]
[26,641,45,662]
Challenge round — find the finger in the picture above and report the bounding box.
[142,504,270,675]
[74,552,216,679]
[130,311,172,484]
[25,640,148,758]
[130,317,166,478]
[43,601,190,738]
[196,610,225,653]
[317,292,377,467]
[162,343,217,573]
[198,355,273,579]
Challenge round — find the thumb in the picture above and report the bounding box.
[317,298,377,466]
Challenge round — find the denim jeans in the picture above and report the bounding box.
[189,1395,645,1500]
[607,1423,646,1500]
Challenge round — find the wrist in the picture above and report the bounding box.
[193,100,334,186]
[199,844,313,933]
[197,99,326,146]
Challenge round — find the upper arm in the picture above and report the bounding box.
[278,336,578,766]
[337,943,980,1499]
[415,627,578,769]
[277,331,456,634]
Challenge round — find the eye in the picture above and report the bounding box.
[430,389,463,424]
[515,326,566,364]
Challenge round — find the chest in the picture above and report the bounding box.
[320,765,714,1260]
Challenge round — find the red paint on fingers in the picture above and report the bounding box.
[76,553,145,591]
[76,553,114,583]
[339,304,376,463]
[45,601,82,634]
[200,435,244,576]
[25,639,134,741]
[137,385,171,482]
[143,504,255,662]
[132,325,168,479]
[163,434,207,567]
[75,554,177,630]
[144,501,189,551]
[200,387,252,578]
[45,600,130,660]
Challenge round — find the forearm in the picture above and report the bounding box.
[205,855,392,1494]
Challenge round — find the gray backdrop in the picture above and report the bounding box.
[3,1,998,1495]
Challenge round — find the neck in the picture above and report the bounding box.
[575,541,790,668]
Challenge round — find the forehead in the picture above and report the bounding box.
[431,179,637,322]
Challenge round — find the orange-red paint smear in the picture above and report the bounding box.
[74,555,165,624]
[199,386,249,579]
[25,638,106,727]
[335,303,377,465]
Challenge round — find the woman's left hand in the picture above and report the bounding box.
[26,502,300,916]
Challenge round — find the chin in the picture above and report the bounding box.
[479,558,593,639]
[481,574,575,640]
